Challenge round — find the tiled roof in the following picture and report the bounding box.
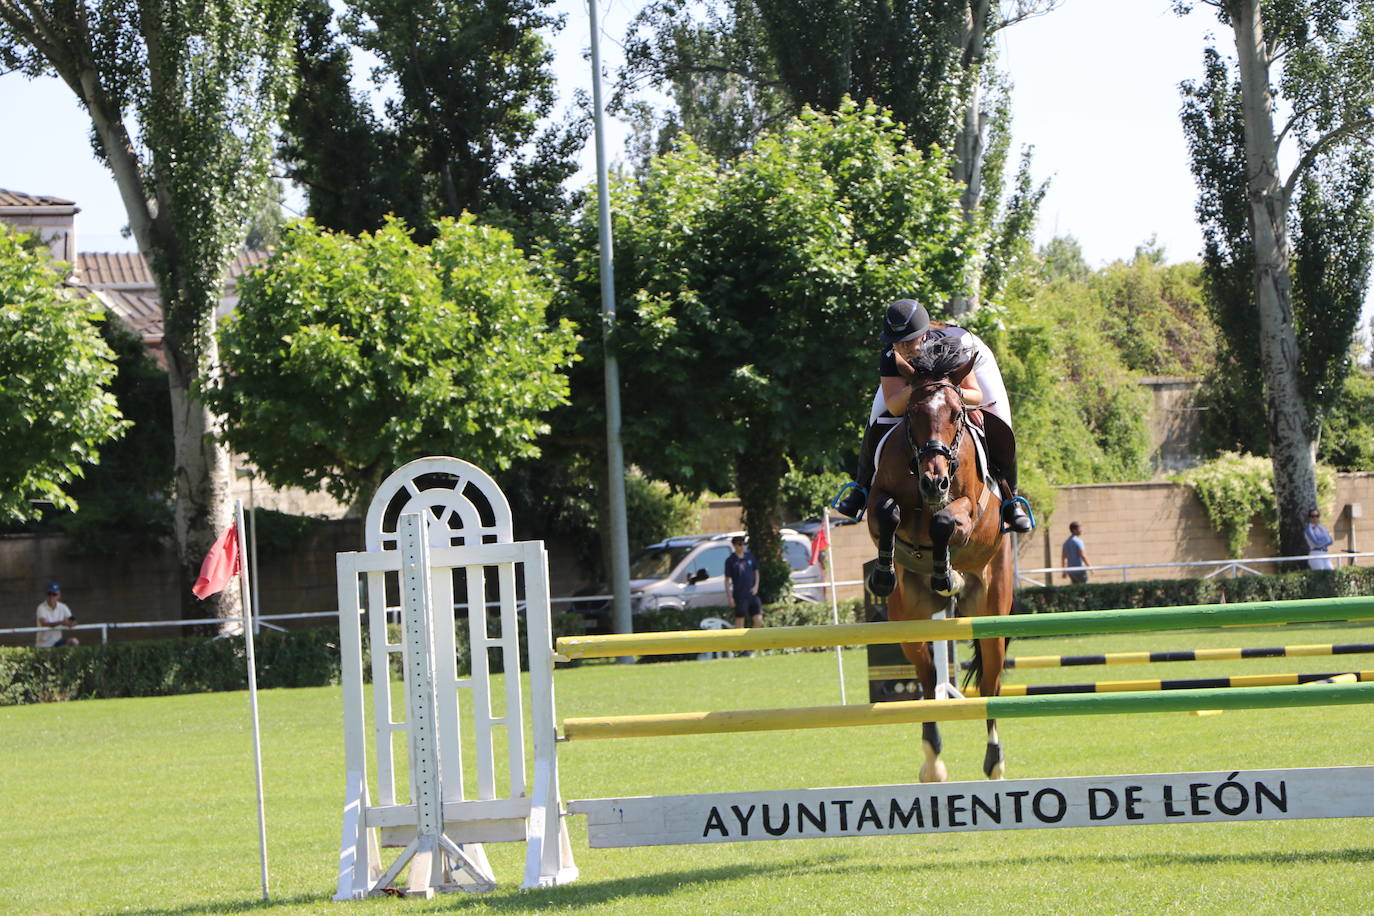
[76,248,269,288]
[78,251,154,287]
[0,188,77,208]
[90,288,164,340]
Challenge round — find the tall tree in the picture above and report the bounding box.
[1179,0,1374,555]
[280,0,586,244]
[618,1,1057,314]
[562,101,973,600]
[0,0,295,618]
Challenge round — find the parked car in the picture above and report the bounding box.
[575,529,824,632]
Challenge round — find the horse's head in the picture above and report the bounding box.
[901,337,976,509]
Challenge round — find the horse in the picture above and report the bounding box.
[863,336,1014,782]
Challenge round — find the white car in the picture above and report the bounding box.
[576,529,823,630]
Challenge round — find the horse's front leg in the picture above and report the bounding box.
[928,498,972,597]
[865,493,901,597]
[978,635,1007,779]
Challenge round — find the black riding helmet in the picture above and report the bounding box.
[880,298,930,344]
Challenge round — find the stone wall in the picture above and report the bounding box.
[7,475,1372,644]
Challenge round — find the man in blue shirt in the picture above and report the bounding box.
[1061,522,1090,584]
[723,536,762,629]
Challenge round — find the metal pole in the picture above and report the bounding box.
[588,0,634,644]
[248,474,261,636]
[234,500,270,901]
[822,508,846,704]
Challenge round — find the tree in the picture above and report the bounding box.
[56,318,174,549]
[0,224,125,521]
[562,101,973,599]
[1,0,295,619]
[206,216,578,506]
[617,1,1057,315]
[1179,0,1374,555]
[279,0,587,245]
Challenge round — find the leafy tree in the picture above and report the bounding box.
[1178,0,1374,555]
[206,216,578,506]
[57,318,174,549]
[1319,366,1374,471]
[0,0,295,618]
[280,0,586,244]
[0,224,125,521]
[617,0,1057,315]
[562,101,973,600]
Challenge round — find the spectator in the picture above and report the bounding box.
[1061,523,1090,584]
[36,582,79,648]
[723,536,763,630]
[1304,508,1335,570]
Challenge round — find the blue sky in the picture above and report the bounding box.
[2,1,1220,266]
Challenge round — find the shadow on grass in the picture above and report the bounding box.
[104,847,1374,914]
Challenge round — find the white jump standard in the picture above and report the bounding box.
[333,457,575,900]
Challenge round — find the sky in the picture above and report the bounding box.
[1,0,1223,266]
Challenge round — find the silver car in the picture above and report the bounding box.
[577,529,824,628]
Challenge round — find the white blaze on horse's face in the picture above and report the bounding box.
[910,384,963,510]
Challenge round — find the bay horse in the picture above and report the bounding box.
[864,336,1014,782]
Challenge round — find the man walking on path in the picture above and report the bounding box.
[723,536,763,630]
[1061,523,1090,584]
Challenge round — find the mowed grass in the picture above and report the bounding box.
[2,621,1373,915]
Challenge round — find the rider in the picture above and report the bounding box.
[832,298,1033,533]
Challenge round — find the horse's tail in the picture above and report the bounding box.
[961,635,1014,690]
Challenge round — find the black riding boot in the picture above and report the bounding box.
[833,421,889,519]
[983,413,1033,533]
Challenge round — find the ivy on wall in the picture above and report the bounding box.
[1174,452,1335,558]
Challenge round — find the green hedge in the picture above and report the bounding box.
[1,610,591,707]
[1014,566,1374,615]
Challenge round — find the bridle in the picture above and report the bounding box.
[905,381,967,482]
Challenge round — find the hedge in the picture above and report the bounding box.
[9,568,1370,705]
[0,610,589,707]
[1013,565,1374,615]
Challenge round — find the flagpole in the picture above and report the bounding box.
[823,507,846,704]
[234,500,270,901]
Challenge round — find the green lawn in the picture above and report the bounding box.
[2,622,1372,914]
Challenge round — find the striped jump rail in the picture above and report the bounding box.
[560,681,1374,741]
[555,596,1374,660]
[960,670,1374,697]
[979,642,1374,670]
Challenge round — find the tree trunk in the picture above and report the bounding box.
[164,323,240,623]
[734,431,790,603]
[1229,0,1318,558]
[948,0,990,318]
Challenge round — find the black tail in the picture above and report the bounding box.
[961,636,1014,690]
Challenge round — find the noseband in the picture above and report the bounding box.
[906,382,967,480]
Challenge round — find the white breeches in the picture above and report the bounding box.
[867,332,1012,429]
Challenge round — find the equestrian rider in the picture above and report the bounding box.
[833,298,1034,533]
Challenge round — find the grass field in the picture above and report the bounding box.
[3,622,1373,915]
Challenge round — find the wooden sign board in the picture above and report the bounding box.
[568,767,1374,848]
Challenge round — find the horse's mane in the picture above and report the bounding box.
[910,335,968,381]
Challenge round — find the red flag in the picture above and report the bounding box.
[809,524,830,567]
[192,524,241,599]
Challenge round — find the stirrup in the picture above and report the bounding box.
[831,482,868,522]
[1000,495,1035,534]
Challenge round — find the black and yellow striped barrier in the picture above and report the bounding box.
[988,642,1374,670]
[560,681,1374,740]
